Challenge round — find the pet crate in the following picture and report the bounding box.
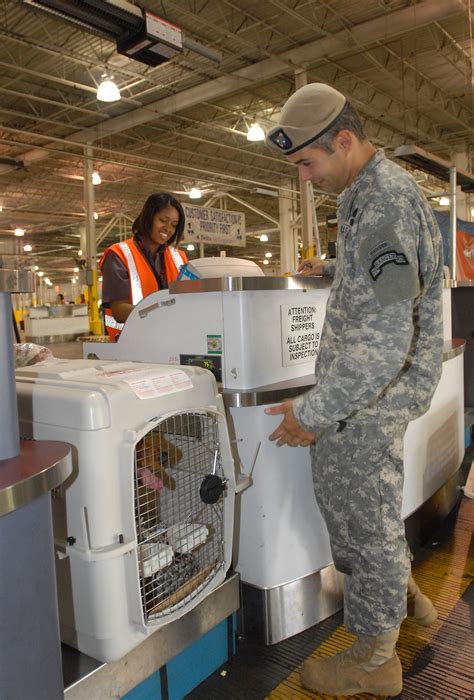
[16,359,238,662]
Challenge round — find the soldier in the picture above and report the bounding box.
[265,83,443,697]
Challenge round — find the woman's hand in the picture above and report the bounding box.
[110,299,135,323]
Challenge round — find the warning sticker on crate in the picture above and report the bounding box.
[96,366,193,399]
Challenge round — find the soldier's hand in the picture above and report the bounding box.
[296,257,324,276]
[265,401,316,447]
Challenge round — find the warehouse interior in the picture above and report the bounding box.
[0,1,473,699]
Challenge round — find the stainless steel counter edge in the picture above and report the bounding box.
[222,339,466,407]
[0,268,35,293]
[443,279,474,288]
[0,442,72,516]
[169,274,332,293]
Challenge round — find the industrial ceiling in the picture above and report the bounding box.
[0,0,472,282]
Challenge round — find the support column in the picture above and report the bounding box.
[452,146,469,220]
[449,166,457,281]
[279,179,296,274]
[295,70,314,259]
[84,145,102,335]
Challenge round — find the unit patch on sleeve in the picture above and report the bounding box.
[369,249,409,281]
[358,229,420,308]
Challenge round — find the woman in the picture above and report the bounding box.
[100,192,187,340]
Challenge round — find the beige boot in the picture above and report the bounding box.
[300,628,402,697]
[407,574,438,626]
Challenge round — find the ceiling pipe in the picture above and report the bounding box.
[0,0,465,174]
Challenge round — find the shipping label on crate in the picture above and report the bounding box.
[280,303,325,367]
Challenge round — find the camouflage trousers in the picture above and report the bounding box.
[310,418,411,635]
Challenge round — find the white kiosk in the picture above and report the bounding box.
[84,263,465,644]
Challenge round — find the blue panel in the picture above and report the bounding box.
[123,616,235,700]
[167,618,230,700]
[122,669,162,700]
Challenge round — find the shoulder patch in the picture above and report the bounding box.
[369,250,409,281]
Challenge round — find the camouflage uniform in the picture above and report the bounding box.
[293,149,444,636]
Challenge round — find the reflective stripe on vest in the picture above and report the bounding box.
[104,314,124,331]
[119,241,143,305]
[168,245,185,272]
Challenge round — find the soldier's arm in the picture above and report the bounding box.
[293,197,422,431]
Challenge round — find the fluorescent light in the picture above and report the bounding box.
[439,196,450,206]
[247,122,265,141]
[14,228,25,236]
[92,170,102,185]
[265,251,272,258]
[23,244,32,252]
[97,77,120,102]
[259,233,269,242]
[189,186,202,199]
[186,243,195,251]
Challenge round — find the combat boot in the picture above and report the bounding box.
[300,628,402,697]
[407,574,438,626]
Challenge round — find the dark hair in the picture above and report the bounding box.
[312,101,367,154]
[132,192,186,246]
[57,293,64,300]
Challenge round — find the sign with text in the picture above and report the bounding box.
[183,204,246,247]
[280,303,325,367]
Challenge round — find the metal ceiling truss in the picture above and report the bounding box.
[0,0,471,281]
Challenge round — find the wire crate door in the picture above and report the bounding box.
[134,410,227,623]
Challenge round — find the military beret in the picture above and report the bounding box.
[265,83,346,155]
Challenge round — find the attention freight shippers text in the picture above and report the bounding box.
[288,305,317,331]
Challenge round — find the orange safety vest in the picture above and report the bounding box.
[99,237,187,341]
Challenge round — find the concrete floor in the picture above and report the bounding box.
[44,340,85,360]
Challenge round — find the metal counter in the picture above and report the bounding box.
[169,274,332,294]
[0,440,72,515]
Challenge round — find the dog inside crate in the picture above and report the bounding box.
[134,412,225,620]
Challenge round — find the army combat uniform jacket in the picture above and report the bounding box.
[293,149,444,432]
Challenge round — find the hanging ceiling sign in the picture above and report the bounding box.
[182,204,246,247]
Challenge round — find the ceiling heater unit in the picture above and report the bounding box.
[16,359,240,662]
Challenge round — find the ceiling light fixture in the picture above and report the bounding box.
[189,186,202,199]
[14,228,25,237]
[93,212,99,220]
[259,233,269,242]
[37,271,44,277]
[92,170,102,185]
[263,259,269,265]
[265,251,272,258]
[247,122,265,142]
[439,196,450,206]
[97,75,121,103]
[186,243,195,251]
[23,244,32,252]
